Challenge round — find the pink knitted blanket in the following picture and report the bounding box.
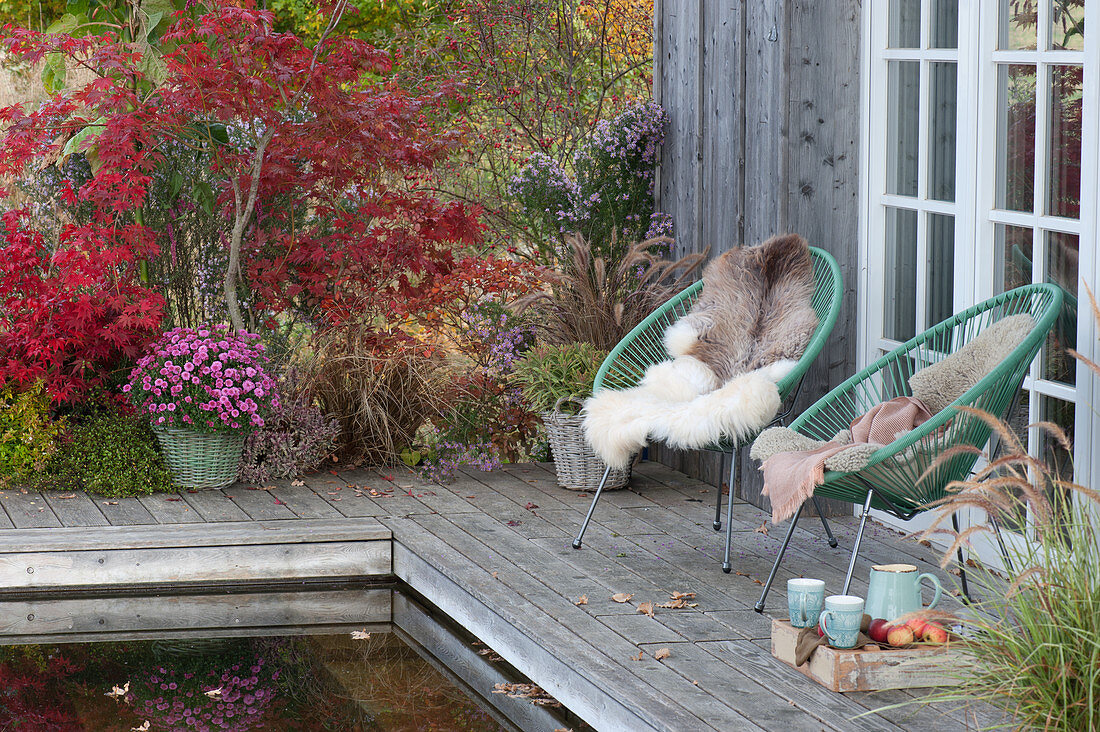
[760,396,934,523]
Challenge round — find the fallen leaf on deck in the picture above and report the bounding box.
[165,497,181,502]
[263,485,276,491]
[630,650,643,661]
[506,520,521,526]
[291,479,306,487]
[735,571,751,578]
[574,595,588,606]
[637,602,654,618]
[273,499,286,505]
[692,680,699,686]
[399,484,414,489]
[350,630,371,640]
[102,501,118,506]
[492,682,561,707]
[654,648,671,661]
[381,474,394,481]
[466,495,476,499]
[657,598,698,609]
[611,593,633,603]
[524,502,538,510]
[554,728,573,732]
[754,522,769,535]
[579,493,588,498]
[56,494,76,500]
[491,571,499,578]
[671,591,696,600]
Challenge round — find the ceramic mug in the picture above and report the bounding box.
[865,563,944,621]
[819,595,865,649]
[787,578,826,628]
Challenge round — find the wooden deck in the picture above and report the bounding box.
[0,462,997,731]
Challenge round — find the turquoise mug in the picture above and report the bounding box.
[787,578,826,628]
[865,563,943,621]
[819,594,864,649]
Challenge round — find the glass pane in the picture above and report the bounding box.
[887,61,920,197]
[928,62,957,201]
[996,223,1034,292]
[996,64,1036,212]
[927,214,954,326]
[931,0,959,48]
[1049,0,1085,50]
[889,0,921,47]
[1039,396,1074,484]
[885,207,918,341]
[999,0,1038,49]
[1048,65,1083,219]
[1044,231,1078,385]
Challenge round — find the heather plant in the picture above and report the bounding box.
[40,410,171,497]
[238,377,339,484]
[509,101,672,262]
[0,382,64,481]
[124,326,280,433]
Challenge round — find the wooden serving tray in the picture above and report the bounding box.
[770,619,969,692]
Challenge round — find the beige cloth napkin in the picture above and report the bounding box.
[761,396,934,523]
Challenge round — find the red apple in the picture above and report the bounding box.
[922,622,949,645]
[886,624,915,647]
[906,618,929,639]
[868,618,891,644]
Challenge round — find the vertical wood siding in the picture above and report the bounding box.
[652,0,860,515]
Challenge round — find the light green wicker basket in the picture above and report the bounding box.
[153,426,245,489]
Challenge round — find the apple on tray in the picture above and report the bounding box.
[868,618,890,644]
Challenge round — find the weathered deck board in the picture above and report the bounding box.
[137,492,204,524]
[0,461,991,731]
[95,495,157,525]
[0,491,60,528]
[42,491,109,527]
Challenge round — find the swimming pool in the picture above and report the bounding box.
[0,584,587,731]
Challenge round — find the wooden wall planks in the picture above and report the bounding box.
[652,0,859,515]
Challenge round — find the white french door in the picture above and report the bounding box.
[858,0,1098,564]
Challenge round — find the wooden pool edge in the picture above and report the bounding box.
[0,518,393,593]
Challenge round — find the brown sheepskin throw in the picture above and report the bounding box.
[583,234,819,469]
[665,233,819,381]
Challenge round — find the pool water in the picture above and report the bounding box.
[0,587,586,732]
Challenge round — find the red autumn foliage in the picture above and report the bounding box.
[0,1,532,403]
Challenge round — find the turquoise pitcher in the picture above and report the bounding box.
[865,563,943,621]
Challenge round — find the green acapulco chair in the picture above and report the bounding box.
[752,283,1064,612]
[572,247,845,573]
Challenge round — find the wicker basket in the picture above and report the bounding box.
[153,426,245,489]
[541,398,631,491]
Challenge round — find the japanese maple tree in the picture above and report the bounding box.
[0,0,527,404]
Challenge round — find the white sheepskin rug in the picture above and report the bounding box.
[582,234,819,470]
[583,356,797,469]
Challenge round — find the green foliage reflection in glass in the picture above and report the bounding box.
[513,342,606,415]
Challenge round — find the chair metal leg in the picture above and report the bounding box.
[713,458,726,531]
[952,512,971,602]
[811,496,839,548]
[721,450,738,572]
[842,490,875,595]
[754,502,804,613]
[572,465,612,549]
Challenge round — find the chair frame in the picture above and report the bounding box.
[572,247,845,572]
[751,283,1065,611]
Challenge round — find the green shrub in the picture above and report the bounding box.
[512,343,606,416]
[0,383,64,481]
[42,411,171,497]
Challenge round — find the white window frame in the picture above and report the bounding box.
[858,0,1099,557]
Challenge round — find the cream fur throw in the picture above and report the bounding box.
[749,313,1036,472]
[583,234,818,469]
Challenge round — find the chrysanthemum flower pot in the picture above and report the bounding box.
[153,426,245,489]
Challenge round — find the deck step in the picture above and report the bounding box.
[0,518,391,592]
